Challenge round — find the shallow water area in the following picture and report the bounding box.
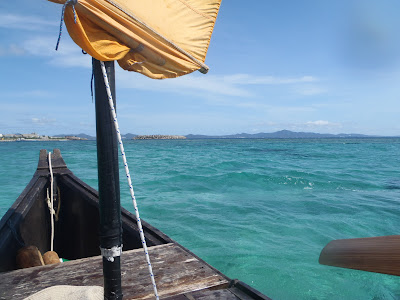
[1,138,400,299]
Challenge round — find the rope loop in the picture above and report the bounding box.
[55,0,78,51]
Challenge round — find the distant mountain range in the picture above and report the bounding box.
[54,130,397,140]
[185,130,382,139]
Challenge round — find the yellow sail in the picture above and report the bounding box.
[48,0,221,79]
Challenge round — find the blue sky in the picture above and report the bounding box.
[1,0,400,136]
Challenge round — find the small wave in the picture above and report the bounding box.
[385,179,400,190]
[246,148,289,153]
[279,175,315,188]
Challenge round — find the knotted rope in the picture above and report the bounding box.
[55,0,77,51]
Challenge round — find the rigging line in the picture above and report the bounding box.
[55,0,77,51]
[99,61,159,300]
[48,152,55,252]
[91,70,94,103]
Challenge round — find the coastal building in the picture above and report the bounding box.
[21,133,39,139]
[0,133,86,141]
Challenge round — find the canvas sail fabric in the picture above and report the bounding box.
[48,0,221,79]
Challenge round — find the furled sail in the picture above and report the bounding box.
[48,0,221,79]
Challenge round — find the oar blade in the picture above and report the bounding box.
[319,235,400,276]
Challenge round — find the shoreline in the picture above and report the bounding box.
[134,135,186,140]
[0,139,86,142]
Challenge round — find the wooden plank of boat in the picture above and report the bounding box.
[164,284,264,300]
[0,243,230,299]
[0,149,270,299]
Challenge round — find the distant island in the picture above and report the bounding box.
[132,130,397,139]
[1,130,397,142]
[134,135,186,140]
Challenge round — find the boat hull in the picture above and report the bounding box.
[0,149,270,299]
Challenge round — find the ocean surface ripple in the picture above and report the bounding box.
[1,138,400,299]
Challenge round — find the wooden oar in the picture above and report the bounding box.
[319,235,400,276]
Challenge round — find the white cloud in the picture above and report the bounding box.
[31,117,56,126]
[0,14,57,31]
[0,44,25,56]
[1,37,90,67]
[253,120,343,134]
[118,70,321,98]
[117,71,254,97]
[8,32,323,99]
[306,120,330,126]
[4,90,53,98]
[0,14,322,99]
[304,120,342,129]
[223,74,317,85]
[22,36,91,68]
[296,85,327,96]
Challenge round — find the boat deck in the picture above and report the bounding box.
[0,243,257,299]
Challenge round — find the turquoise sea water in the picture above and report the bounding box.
[1,138,400,299]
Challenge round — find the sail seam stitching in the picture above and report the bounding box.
[175,0,213,20]
[98,0,209,72]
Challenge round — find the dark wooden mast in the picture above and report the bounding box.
[93,59,123,300]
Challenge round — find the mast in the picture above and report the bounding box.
[93,59,123,300]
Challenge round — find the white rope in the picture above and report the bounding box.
[48,152,55,252]
[99,61,159,300]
